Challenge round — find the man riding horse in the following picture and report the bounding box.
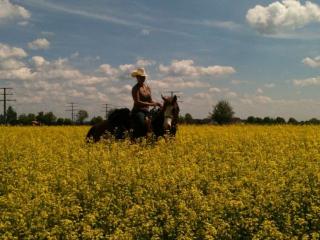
[131,68,162,138]
[86,68,179,142]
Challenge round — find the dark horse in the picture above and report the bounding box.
[86,95,180,142]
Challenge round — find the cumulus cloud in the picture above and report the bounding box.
[136,59,156,67]
[264,83,275,88]
[141,29,151,35]
[0,67,34,81]
[3,52,238,117]
[149,77,210,90]
[231,79,250,85]
[99,64,119,77]
[31,56,48,68]
[209,87,221,93]
[302,56,320,68]
[0,43,27,59]
[159,59,236,77]
[0,0,31,23]
[240,95,273,104]
[246,0,320,34]
[293,76,320,87]
[28,38,50,50]
[98,59,155,80]
[0,58,25,70]
[256,88,264,94]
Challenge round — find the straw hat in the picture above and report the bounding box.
[131,68,148,78]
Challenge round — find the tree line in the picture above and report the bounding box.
[0,106,103,125]
[2,101,320,126]
[181,100,320,125]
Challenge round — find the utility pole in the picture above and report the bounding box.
[0,88,16,124]
[165,91,181,98]
[103,104,110,120]
[65,102,79,123]
[102,103,123,120]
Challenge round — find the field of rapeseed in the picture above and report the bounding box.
[1,125,320,239]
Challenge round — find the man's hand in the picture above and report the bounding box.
[153,102,162,108]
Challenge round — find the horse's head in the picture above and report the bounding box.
[161,95,180,131]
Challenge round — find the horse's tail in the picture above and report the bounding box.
[86,125,96,143]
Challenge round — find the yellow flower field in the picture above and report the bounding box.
[1,125,320,239]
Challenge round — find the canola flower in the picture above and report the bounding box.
[0,125,320,239]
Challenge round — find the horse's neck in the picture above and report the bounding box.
[151,109,164,124]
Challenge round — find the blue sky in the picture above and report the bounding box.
[1,0,320,120]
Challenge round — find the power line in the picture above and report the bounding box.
[103,104,111,120]
[102,103,123,120]
[163,90,183,103]
[65,102,79,123]
[0,88,16,124]
[164,91,182,98]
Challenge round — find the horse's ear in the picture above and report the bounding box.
[173,95,177,102]
[161,94,166,101]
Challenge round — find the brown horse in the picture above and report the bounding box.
[86,95,180,142]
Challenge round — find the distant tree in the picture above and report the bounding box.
[263,117,274,125]
[256,117,263,124]
[44,112,57,125]
[307,118,320,125]
[36,111,57,125]
[7,106,17,125]
[18,113,36,125]
[275,117,286,124]
[178,115,185,124]
[246,116,257,124]
[90,116,103,125]
[288,117,298,125]
[211,100,234,125]
[56,118,65,125]
[63,118,72,125]
[77,110,89,124]
[18,114,28,125]
[36,112,45,124]
[184,113,193,124]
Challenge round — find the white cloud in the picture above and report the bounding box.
[231,79,250,85]
[141,29,151,35]
[226,91,238,98]
[159,59,236,77]
[194,92,211,100]
[0,67,34,81]
[256,88,264,94]
[195,20,241,31]
[41,31,55,37]
[99,64,119,77]
[177,18,242,31]
[293,76,320,87]
[31,56,48,68]
[0,58,25,70]
[0,0,31,23]
[98,59,155,80]
[302,56,320,68]
[246,0,320,34]
[17,21,29,26]
[209,87,221,93]
[0,43,27,59]
[149,77,210,90]
[240,95,273,104]
[136,59,156,67]
[264,83,275,88]
[28,38,50,50]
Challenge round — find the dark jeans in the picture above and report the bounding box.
[131,109,150,138]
